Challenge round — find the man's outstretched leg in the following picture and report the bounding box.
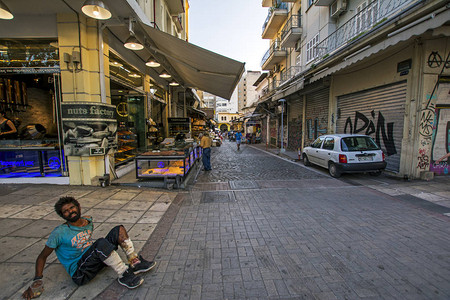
[115,225,156,274]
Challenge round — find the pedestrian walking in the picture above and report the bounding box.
[235,130,243,150]
[200,131,212,171]
[22,196,155,299]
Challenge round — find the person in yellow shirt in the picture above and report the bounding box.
[200,131,212,171]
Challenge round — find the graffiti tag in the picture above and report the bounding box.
[417,148,430,169]
[427,52,442,68]
[419,95,436,139]
[343,110,397,156]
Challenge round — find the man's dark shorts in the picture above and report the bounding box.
[72,225,122,286]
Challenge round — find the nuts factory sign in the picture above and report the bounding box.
[62,102,118,156]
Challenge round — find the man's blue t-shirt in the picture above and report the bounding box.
[46,217,93,277]
[235,132,242,141]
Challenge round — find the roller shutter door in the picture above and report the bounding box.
[336,81,407,172]
[305,88,329,146]
[288,98,303,151]
[269,118,277,146]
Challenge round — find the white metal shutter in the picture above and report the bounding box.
[336,81,407,172]
[305,88,329,146]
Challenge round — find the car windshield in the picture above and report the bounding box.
[341,136,380,151]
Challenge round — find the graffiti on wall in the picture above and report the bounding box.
[417,148,430,169]
[343,110,397,156]
[288,120,302,151]
[428,78,450,175]
[307,118,327,140]
[418,94,436,147]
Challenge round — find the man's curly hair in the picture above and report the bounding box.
[54,196,80,217]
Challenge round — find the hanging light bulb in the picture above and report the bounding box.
[159,71,171,78]
[124,35,144,50]
[81,0,112,20]
[169,81,179,86]
[0,1,14,20]
[145,58,160,68]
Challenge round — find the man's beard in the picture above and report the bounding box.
[64,209,81,222]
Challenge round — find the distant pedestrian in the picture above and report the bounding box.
[235,130,243,151]
[22,196,155,299]
[200,131,212,171]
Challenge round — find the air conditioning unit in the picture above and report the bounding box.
[294,40,301,52]
[330,0,347,18]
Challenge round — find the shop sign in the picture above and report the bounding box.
[0,67,60,74]
[168,118,190,123]
[62,102,118,156]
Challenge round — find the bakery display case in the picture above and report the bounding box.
[116,129,137,165]
[0,139,66,178]
[191,118,206,139]
[168,118,190,137]
[135,142,201,181]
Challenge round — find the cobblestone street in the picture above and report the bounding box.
[117,140,450,299]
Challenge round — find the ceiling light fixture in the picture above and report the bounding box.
[110,61,123,67]
[145,58,160,68]
[169,81,179,86]
[0,1,13,19]
[159,71,171,79]
[128,73,141,78]
[124,35,144,50]
[81,0,112,20]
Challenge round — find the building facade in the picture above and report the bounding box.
[255,0,449,179]
[0,0,244,185]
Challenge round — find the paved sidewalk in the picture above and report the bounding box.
[0,184,177,300]
[250,143,450,210]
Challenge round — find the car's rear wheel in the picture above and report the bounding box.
[369,171,382,176]
[328,162,341,178]
[303,154,311,166]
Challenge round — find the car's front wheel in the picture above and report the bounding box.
[303,154,311,166]
[328,162,341,178]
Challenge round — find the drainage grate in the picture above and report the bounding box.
[229,180,258,190]
[201,191,235,203]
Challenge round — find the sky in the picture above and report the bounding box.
[188,0,269,72]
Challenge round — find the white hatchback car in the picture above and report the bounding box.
[302,134,387,178]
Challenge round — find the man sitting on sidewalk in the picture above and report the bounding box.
[22,196,156,299]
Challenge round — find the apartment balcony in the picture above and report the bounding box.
[262,0,272,7]
[261,41,287,71]
[280,15,302,48]
[280,65,302,85]
[314,0,415,63]
[166,0,185,16]
[315,0,334,6]
[262,2,289,39]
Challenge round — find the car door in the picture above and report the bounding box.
[316,137,335,168]
[308,136,325,165]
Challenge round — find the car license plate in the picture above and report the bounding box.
[358,156,373,162]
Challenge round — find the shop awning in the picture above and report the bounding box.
[138,22,245,100]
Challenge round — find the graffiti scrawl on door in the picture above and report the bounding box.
[343,110,397,156]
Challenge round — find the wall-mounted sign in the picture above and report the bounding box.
[62,102,117,156]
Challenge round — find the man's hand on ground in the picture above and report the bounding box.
[22,279,44,299]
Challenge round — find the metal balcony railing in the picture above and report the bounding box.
[262,0,289,33]
[280,65,302,84]
[280,14,302,42]
[261,39,286,67]
[314,0,416,62]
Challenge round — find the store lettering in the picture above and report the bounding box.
[0,160,35,168]
[65,106,114,118]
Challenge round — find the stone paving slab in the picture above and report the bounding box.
[0,185,177,300]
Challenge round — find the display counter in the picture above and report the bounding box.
[135,142,201,181]
[0,139,66,178]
